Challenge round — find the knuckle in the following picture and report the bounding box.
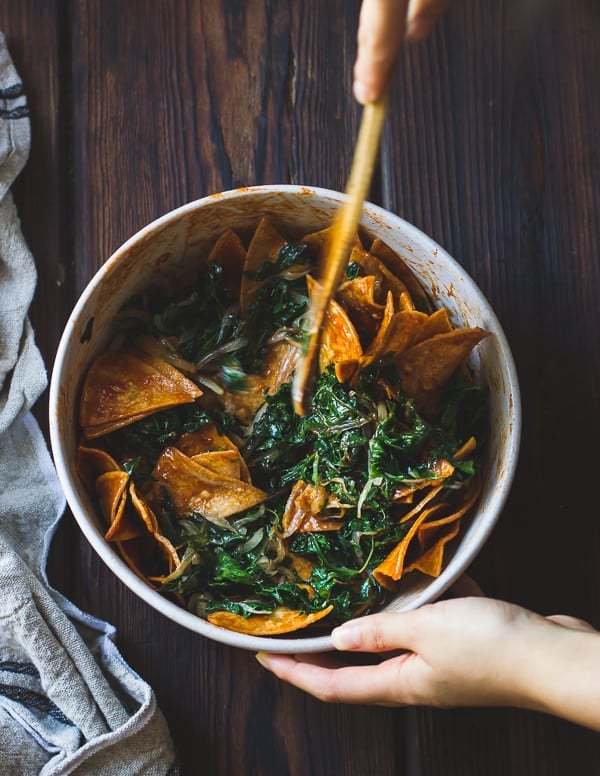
[365,620,388,652]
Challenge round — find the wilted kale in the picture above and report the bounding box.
[118,239,488,626]
[247,243,310,280]
[108,404,223,479]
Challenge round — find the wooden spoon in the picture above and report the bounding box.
[292,88,390,415]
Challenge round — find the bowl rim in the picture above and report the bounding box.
[49,183,521,653]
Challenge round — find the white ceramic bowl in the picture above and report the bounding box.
[49,185,521,653]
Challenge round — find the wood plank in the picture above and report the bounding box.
[382,0,600,772]
[0,3,71,431]
[68,2,406,774]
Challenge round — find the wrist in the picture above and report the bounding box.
[507,616,600,730]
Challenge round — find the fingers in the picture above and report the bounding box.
[406,0,450,41]
[331,610,420,652]
[354,0,408,104]
[353,0,450,104]
[256,651,413,704]
[547,614,598,633]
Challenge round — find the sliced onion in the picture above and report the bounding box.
[193,374,225,395]
[239,527,264,554]
[195,336,249,369]
[188,592,214,618]
[135,334,199,373]
[278,266,311,281]
[256,535,286,575]
[159,546,199,584]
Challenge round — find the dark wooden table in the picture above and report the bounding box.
[2,1,599,773]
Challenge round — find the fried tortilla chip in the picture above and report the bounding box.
[116,530,176,585]
[177,423,251,483]
[261,340,302,396]
[152,532,182,576]
[400,476,481,578]
[282,480,343,537]
[397,328,490,418]
[207,604,334,635]
[454,436,477,461]
[129,481,159,533]
[218,375,267,426]
[97,471,143,542]
[373,507,437,589]
[411,308,453,345]
[206,227,247,298]
[80,348,202,439]
[404,520,461,577]
[335,360,360,383]
[348,246,409,306]
[370,238,432,313]
[128,483,182,579]
[176,423,237,456]
[286,552,315,581]
[191,450,241,480]
[392,461,455,503]
[152,446,266,521]
[337,275,385,335]
[300,227,364,260]
[416,475,481,550]
[76,442,120,491]
[399,484,444,524]
[361,291,395,367]
[240,217,287,317]
[379,310,428,360]
[306,275,362,372]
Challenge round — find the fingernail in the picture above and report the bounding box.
[331,623,361,650]
[255,651,270,668]
[352,80,371,105]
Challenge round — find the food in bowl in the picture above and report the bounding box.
[75,215,490,637]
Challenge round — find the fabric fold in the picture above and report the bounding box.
[0,30,178,775]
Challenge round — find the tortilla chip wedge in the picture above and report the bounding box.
[76,441,120,491]
[207,604,334,635]
[282,480,343,537]
[177,423,251,483]
[152,446,266,521]
[206,227,247,298]
[416,475,481,550]
[397,328,490,418]
[404,520,461,577]
[373,507,436,589]
[96,471,142,542]
[239,217,286,317]
[191,450,241,480]
[369,238,432,313]
[337,275,385,336]
[306,275,362,372]
[176,423,238,457]
[80,348,202,439]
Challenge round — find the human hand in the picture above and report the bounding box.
[353,0,450,104]
[256,596,599,717]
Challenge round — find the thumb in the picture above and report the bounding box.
[332,610,420,652]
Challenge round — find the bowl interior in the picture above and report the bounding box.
[49,185,521,652]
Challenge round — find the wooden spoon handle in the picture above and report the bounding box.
[292,89,390,415]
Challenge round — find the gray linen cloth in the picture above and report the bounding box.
[0,33,178,775]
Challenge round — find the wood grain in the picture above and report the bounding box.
[65,2,406,774]
[0,0,599,773]
[382,0,600,772]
